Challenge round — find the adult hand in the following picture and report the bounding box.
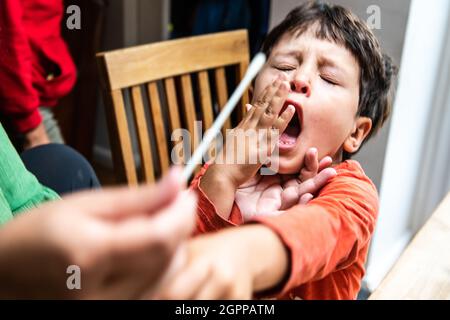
[0,168,197,299]
[158,225,288,300]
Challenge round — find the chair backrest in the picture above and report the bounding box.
[97,30,250,185]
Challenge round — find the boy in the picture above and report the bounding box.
[160,1,396,300]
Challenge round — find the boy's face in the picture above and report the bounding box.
[253,30,364,174]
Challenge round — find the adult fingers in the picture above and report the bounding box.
[110,190,197,254]
[64,167,184,220]
[158,260,212,300]
[194,270,230,300]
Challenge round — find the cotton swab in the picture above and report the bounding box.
[181,52,267,182]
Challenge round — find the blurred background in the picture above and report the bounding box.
[16,0,450,297]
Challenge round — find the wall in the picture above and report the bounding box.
[94,0,168,165]
[365,0,450,290]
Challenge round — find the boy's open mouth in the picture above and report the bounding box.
[278,100,302,148]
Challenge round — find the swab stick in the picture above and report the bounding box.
[181,53,266,182]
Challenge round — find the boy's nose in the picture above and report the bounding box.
[290,77,311,97]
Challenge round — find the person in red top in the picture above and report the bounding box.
[158,1,397,300]
[0,0,76,150]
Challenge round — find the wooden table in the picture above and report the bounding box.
[369,192,450,299]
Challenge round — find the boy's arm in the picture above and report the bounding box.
[166,162,378,299]
[252,162,379,295]
[190,164,242,235]
[199,163,237,221]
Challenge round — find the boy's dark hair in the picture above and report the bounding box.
[261,1,397,158]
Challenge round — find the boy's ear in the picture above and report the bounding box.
[343,117,372,154]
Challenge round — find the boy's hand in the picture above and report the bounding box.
[280,148,336,209]
[235,175,283,220]
[215,75,294,186]
[235,148,337,221]
[200,76,294,219]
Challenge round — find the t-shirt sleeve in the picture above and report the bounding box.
[189,164,243,235]
[251,161,379,296]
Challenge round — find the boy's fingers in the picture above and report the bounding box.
[297,167,337,196]
[271,104,296,133]
[65,167,184,220]
[252,78,281,121]
[280,186,300,210]
[318,156,333,172]
[298,193,314,205]
[259,81,289,128]
[300,148,319,180]
[238,104,257,128]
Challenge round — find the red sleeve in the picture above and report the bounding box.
[189,164,243,235]
[251,160,379,296]
[0,0,42,133]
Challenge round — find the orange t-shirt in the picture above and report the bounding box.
[190,160,379,300]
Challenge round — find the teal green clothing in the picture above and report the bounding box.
[0,124,60,225]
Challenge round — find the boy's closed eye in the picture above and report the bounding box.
[320,75,339,85]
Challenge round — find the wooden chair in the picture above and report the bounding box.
[97,30,250,185]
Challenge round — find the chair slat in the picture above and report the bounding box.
[164,77,182,132]
[111,89,138,185]
[130,85,155,183]
[164,77,184,165]
[236,62,250,121]
[214,67,231,136]
[180,74,198,153]
[97,30,250,185]
[147,82,170,174]
[197,71,214,130]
